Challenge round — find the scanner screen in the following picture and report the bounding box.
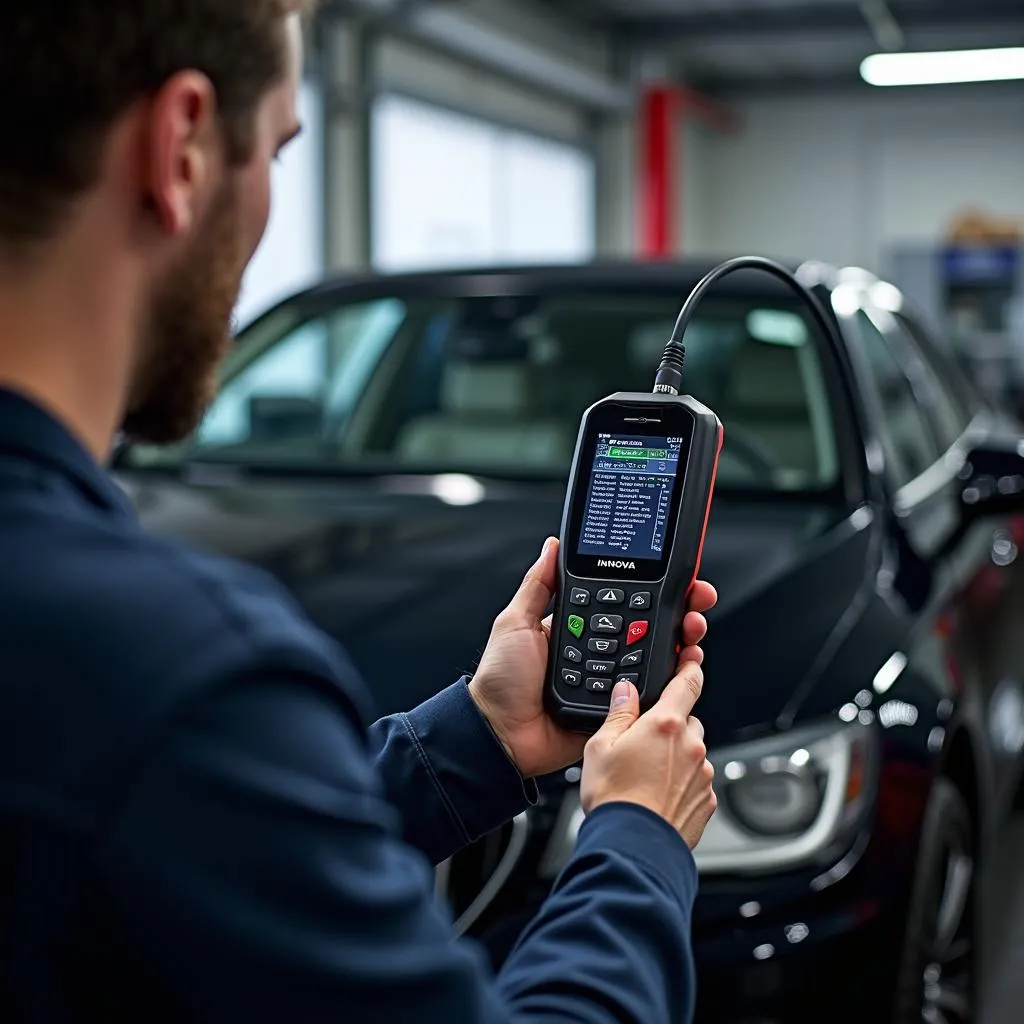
[576,434,684,560]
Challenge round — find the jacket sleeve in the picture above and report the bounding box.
[95,661,699,1024]
[367,676,538,865]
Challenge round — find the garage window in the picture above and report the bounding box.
[370,95,595,271]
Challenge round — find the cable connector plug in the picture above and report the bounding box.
[653,340,686,396]
[653,255,843,398]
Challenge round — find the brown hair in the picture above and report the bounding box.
[0,0,308,249]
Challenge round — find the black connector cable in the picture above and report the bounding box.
[653,255,840,395]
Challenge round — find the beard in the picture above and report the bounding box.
[121,180,247,445]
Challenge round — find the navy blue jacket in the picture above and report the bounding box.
[0,387,699,1023]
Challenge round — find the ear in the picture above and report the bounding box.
[143,70,220,238]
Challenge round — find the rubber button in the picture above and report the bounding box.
[586,659,615,674]
[567,614,585,638]
[628,592,651,610]
[615,673,640,685]
[626,620,649,645]
[591,613,623,634]
[561,669,582,687]
[585,677,612,693]
[620,649,644,667]
[569,589,590,606]
[563,645,582,663]
[588,638,619,654]
[597,588,624,604]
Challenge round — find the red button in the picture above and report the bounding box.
[626,620,649,646]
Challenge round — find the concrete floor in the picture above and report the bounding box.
[980,815,1024,1023]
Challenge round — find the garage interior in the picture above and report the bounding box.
[250,0,1024,390]
[274,0,1024,276]
[237,2,1024,1020]
[38,0,1021,1021]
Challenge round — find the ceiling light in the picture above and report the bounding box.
[861,47,1024,87]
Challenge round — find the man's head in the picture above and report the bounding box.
[0,1,307,444]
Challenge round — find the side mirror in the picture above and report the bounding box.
[248,395,323,442]
[959,438,1024,518]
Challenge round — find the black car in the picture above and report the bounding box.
[115,261,1024,1024]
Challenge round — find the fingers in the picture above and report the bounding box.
[681,611,707,648]
[677,644,703,667]
[657,662,705,719]
[590,680,639,745]
[506,537,559,622]
[687,581,718,614]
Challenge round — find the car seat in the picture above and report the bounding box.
[395,360,574,469]
[719,338,820,484]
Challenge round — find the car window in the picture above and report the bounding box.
[128,292,844,494]
[852,309,941,486]
[893,312,977,437]
[885,315,968,452]
[193,298,412,450]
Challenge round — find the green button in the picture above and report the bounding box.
[567,615,585,639]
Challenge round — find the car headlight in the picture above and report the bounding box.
[722,754,824,837]
[537,718,878,883]
[697,719,877,875]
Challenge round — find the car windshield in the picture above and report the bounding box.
[126,289,842,493]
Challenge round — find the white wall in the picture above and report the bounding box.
[595,115,635,256]
[680,118,715,257]
[681,85,1024,270]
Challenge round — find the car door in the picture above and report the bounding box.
[890,310,1024,812]
[842,299,1010,826]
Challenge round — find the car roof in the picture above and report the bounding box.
[282,258,835,309]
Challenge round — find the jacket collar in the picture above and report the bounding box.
[0,387,136,519]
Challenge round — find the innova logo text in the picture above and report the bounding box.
[597,559,636,570]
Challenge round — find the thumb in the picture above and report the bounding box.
[508,537,558,621]
[596,680,640,740]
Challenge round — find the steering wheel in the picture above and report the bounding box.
[717,423,779,483]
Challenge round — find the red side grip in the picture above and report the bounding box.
[685,421,724,597]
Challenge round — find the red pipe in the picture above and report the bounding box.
[639,85,674,258]
[639,85,738,259]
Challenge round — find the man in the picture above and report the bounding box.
[0,3,718,1022]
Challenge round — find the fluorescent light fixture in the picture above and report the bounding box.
[861,47,1024,87]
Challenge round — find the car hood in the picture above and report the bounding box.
[119,470,874,745]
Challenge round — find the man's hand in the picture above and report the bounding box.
[469,537,717,780]
[580,665,716,849]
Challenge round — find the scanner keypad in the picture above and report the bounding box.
[559,585,655,704]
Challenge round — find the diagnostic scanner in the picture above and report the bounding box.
[544,392,722,732]
[543,255,840,733]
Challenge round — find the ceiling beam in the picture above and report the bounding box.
[323,0,632,111]
[669,20,1024,60]
[632,1,1024,43]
